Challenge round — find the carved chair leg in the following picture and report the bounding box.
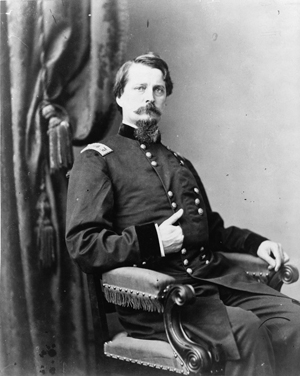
[163,284,226,375]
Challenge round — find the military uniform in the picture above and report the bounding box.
[66,124,300,376]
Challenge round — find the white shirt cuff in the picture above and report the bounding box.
[155,223,165,257]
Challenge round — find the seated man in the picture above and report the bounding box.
[66,52,300,376]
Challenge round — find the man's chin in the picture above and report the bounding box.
[134,118,161,143]
[136,118,158,128]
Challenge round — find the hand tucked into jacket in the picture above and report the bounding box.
[257,240,290,272]
[158,209,184,255]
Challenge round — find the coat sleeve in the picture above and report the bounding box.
[65,150,161,274]
[184,159,268,256]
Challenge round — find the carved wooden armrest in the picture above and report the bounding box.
[163,284,226,375]
[102,267,226,374]
[218,252,299,291]
[102,267,175,312]
[267,264,299,291]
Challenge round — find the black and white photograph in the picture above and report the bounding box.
[1,1,300,375]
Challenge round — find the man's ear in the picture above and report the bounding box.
[116,96,123,108]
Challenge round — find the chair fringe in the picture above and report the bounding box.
[103,285,164,313]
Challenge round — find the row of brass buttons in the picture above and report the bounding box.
[183,245,210,275]
[194,187,204,216]
[172,150,185,166]
[141,143,158,167]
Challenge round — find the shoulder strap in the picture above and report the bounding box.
[81,143,113,157]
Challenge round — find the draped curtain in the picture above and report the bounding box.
[1,1,128,375]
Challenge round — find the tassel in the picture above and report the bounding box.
[57,120,73,167]
[36,186,56,268]
[48,117,60,171]
[41,102,74,173]
[38,224,55,268]
[103,285,164,313]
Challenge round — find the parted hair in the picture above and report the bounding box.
[113,52,173,99]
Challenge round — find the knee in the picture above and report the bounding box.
[262,313,300,348]
[260,301,300,336]
[232,309,271,354]
[234,309,262,336]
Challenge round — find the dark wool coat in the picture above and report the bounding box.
[66,124,285,360]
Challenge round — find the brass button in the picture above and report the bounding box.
[173,152,178,157]
[205,260,210,265]
[195,198,200,205]
[183,259,189,266]
[140,144,146,150]
[151,161,157,167]
[168,191,173,197]
[186,268,193,274]
[146,152,152,158]
[181,248,187,255]
[194,187,199,194]
[172,202,177,209]
[201,254,206,260]
[200,246,205,252]
[180,160,185,165]
[198,208,204,215]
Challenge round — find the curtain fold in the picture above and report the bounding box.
[1,1,128,375]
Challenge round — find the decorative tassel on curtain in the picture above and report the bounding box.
[42,102,73,172]
[34,0,74,268]
[35,180,56,268]
[36,100,74,267]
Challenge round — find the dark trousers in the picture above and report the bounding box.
[219,287,300,376]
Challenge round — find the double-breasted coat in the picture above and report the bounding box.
[66,124,286,359]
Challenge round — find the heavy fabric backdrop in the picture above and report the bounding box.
[1,1,128,375]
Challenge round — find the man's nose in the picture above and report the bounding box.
[145,88,154,103]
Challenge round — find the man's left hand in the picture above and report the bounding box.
[257,240,290,272]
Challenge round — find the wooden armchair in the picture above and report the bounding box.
[87,253,299,376]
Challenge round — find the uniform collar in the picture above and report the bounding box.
[118,123,162,144]
[118,123,136,140]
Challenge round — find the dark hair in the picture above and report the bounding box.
[113,52,173,100]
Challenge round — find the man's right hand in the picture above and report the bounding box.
[158,209,184,255]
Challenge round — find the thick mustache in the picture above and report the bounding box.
[134,103,161,116]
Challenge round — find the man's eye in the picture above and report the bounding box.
[135,86,146,92]
[155,87,165,95]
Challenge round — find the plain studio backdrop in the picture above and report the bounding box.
[110,0,300,300]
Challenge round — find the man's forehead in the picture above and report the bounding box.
[127,63,165,85]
